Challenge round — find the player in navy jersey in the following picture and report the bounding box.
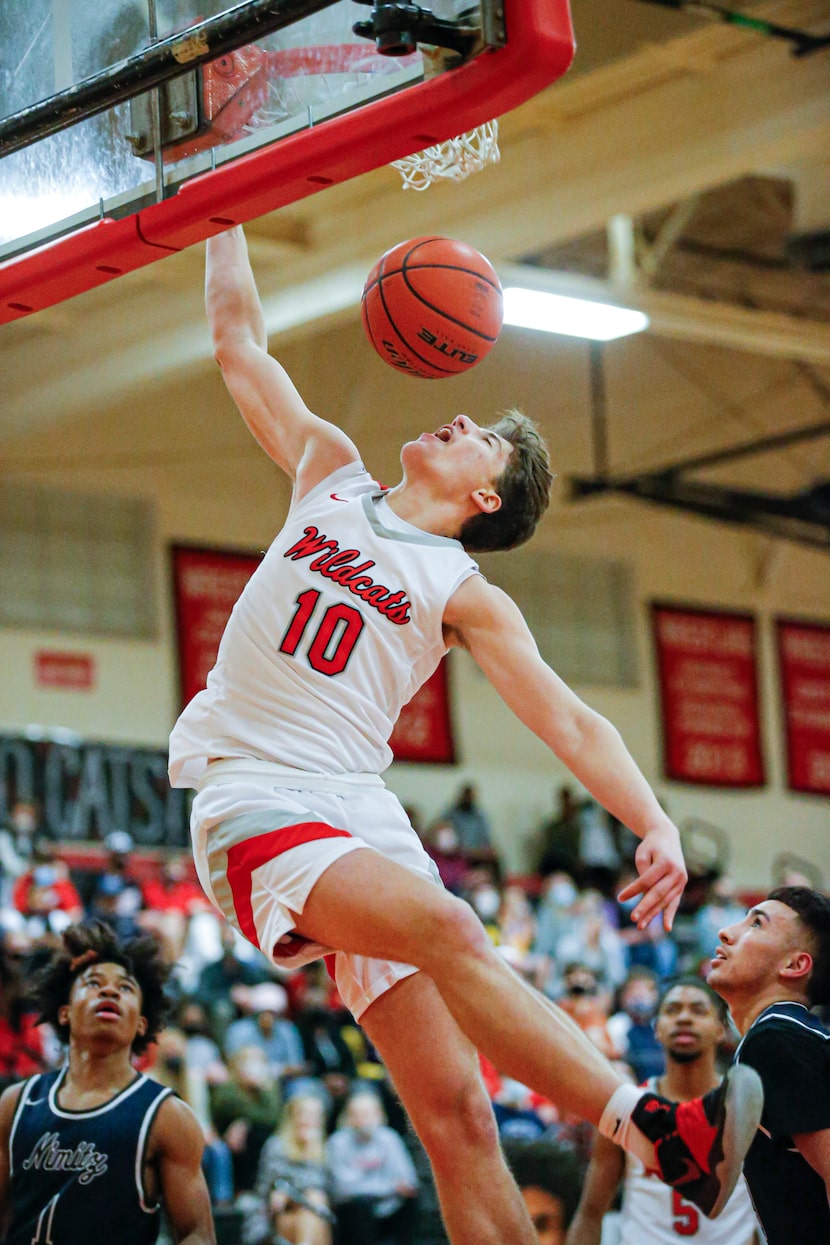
[708,885,830,1245]
[0,923,214,1245]
[168,226,762,1245]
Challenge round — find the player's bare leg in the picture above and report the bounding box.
[360,970,537,1245]
[293,847,762,1218]
[294,848,622,1119]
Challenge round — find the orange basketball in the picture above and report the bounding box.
[361,236,503,379]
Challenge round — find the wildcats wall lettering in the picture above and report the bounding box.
[283,527,412,624]
[0,732,189,847]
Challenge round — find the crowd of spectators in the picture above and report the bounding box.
[0,787,818,1245]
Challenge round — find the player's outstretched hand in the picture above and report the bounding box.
[618,826,687,932]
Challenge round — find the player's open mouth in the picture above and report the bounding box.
[711,947,727,962]
[95,1003,121,1017]
[433,426,452,442]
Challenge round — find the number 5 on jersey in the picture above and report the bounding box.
[671,1189,700,1236]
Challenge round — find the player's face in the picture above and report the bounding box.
[402,413,512,502]
[61,960,147,1049]
[520,1186,567,1245]
[655,985,723,1061]
[708,900,809,996]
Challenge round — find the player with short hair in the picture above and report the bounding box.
[0,922,215,1245]
[168,226,762,1245]
[708,885,830,1245]
[503,1138,583,1245]
[566,976,762,1244]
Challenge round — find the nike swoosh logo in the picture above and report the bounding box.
[330,493,350,503]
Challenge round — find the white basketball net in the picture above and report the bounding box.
[392,119,500,191]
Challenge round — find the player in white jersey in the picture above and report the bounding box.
[566,978,762,1245]
[169,226,762,1245]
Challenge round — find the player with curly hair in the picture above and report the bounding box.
[0,922,215,1244]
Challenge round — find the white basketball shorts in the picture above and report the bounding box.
[190,760,444,1020]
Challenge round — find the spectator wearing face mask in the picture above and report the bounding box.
[225,983,309,1087]
[556,963,620,1063]
[12,839,83,936]
[210,1045,284,1195]
[175,996,228,1082]
[607,969,665,1085]
[533,873,580,995]
[462,864,504,940]
[614,868,679,982]
[553,891,626,996]
[326,1089,418,1245]
[438,782,497,865]
[150,1026,235,1207]
[422,819,469,895]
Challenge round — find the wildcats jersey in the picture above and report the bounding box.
[169,461,479,785]
[6,1068,172,1245]
[619,1080,760,1245]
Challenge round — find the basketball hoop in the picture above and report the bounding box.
[392,119,499,191]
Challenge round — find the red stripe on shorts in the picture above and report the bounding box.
[226,822,352,948]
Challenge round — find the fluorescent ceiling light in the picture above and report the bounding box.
[502,286,650,341]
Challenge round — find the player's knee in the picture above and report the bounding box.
[427,894,493,967]
[418,1074,500,1163]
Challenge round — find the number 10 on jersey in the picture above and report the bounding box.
[279,589,365,676]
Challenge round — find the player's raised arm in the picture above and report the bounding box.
[205,226,359,497]
[445,575,687,930]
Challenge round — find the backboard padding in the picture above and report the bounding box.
[0,0,574,322]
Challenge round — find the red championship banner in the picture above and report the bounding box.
[776,618,830,796]
[389,658,456,764]
[171,545,261,708]
[652,604,765,787]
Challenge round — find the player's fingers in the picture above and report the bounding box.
[617,876,646,902]
[662,892,682,933]
[624,856,666,899]
[632,873,684,929]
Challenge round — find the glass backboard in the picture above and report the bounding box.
[0,0,574,323]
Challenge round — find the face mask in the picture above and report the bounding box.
[474,887,501,921]
[549,882,576,906]
[436,828,458,852]
[627,1000,656,1022]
